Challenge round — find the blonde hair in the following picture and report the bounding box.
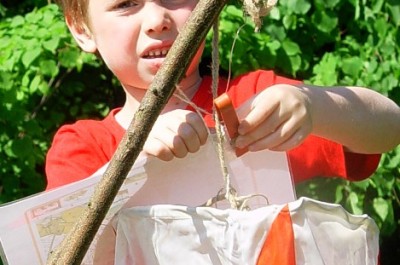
[54,0,89,26]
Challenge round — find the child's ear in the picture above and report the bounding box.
[65,15,97,53]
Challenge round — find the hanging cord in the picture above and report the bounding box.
[173,21,246,210]
[225,23,246,93]
[210,19,238,209]
[208,19,271,210]
[175,1,278,210]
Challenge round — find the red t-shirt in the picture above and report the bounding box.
[45,70,380,190]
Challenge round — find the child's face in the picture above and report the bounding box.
[70,0,202,89]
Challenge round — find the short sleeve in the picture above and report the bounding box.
[288,135,381,183]
[45,123,110,190]
[227,70,302,108]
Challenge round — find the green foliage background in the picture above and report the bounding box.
[0,0,399,264]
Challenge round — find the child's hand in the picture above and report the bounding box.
[143,109,208,161]
[235,84,313,152]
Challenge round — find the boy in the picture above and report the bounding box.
[46,0,400,191]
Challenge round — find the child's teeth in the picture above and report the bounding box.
[146,49,169,58]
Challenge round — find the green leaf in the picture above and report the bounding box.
[311,53,338,86]
[0,71,15,90]
[29,75,42,93]
[59,49,80,68]
[374,17,388,39]
[4,138,31,158]
[342,57,364,78]
[312,10,338,33]
[282,39,300,56]
[40,59,59,77]
[372,0,384,13]
[346,191,363,215]
[225,5,243,17]
[266,40,281,53]
[21,71,31,88]
[41,7,56,25]
[287,0,311,14]
[352,0,361,19]
[387,3,400,26]
[288,54,301,75]
[42,37,60,53]
[283,14,296,29]
[38,81,50,95]
[269,7,280,20]
[335,185,344,203]
[386,148,400,169]
[22,48,42,68]
[25,11,42,24]
[10,15,25,27]
[350,179,370,191]
[266,24,287,41]
[373,198,389,221]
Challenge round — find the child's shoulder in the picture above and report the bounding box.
[232,70,302,88]
[52,108,125,146]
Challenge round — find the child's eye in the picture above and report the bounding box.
[113,0,138,10]
[161,0,194,7]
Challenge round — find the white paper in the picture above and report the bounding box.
[0,137,295,265]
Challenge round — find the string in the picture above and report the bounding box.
[173,2,278,210]
[225,23,246,93]
[210,19,239,209]
[210,18,270,210]
[206,2,279,209]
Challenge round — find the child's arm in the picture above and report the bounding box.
[235,84,400,154]
[143,109,209,161]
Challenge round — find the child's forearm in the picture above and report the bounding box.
[301,85,400,153]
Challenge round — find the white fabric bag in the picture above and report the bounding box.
[114,197,379,265]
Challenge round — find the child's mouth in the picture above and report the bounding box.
[143,48,169,59]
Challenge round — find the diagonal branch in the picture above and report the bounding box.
[47,0,228,264]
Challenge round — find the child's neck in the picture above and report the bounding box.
[116,74,202,129]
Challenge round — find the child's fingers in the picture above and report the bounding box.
[176,122,203,153]
[143,110,208,161]
[237,115,310,152]
[267,127,308,151]
[239,119,295,151]
[153,128,194,159]
[143,137,175,161]
[235,107,285,148]
[183,111,209,145]
[236,91,279,135]
[171,111,208,153]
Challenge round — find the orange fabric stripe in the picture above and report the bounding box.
[257,205,296,265]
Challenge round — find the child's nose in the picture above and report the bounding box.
[142,3,172,34]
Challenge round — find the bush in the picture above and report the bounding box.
[0,4,119,202]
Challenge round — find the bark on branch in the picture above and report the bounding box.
[47,0,228,264]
